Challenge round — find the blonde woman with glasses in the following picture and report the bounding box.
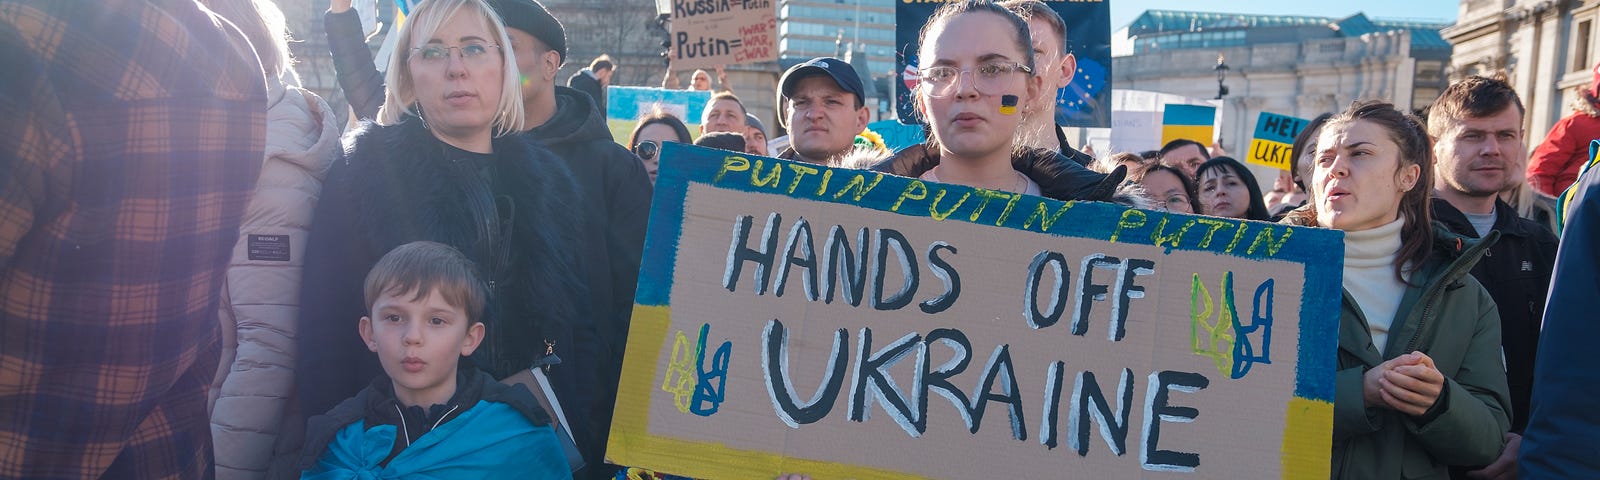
[296,1,586,471]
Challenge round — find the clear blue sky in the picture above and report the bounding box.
[1111,0,1460,31]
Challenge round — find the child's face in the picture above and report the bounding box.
[359,287,485,407]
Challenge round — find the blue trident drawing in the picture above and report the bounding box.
[690,323,732,417]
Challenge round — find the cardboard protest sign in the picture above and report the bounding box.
[608,143,1341,479]
[607,86,714,125]
[1247,112,1310,171]
[1160,104,1216,147]
[668,0,776,70]
[895,0,1112,128]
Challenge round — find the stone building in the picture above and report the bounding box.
[1111,10,1452,166]
[1444,0,1597,151]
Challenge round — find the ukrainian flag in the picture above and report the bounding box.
[1161,104,1216,147]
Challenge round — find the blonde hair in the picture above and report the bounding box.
[376,0,525,134]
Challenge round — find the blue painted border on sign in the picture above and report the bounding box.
[1252,112,1309,145]
[637,142,1342,402]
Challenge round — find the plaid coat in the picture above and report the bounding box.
[0,1,265,479]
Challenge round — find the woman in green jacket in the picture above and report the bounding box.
[1285,100,1511,479]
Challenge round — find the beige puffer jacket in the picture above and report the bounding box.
[208,69,339,480]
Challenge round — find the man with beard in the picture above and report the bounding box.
[1426,73,1558,480]
[774,57,871,166]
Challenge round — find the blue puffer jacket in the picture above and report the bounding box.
[1520,161,1600,477]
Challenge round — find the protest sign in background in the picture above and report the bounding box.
[1110,90,1218,154]
[608,86,714,124]
[607,143,1342,479]
[668,0,777,70]
[1247,112,1309,171]
[1160,104,1217,147]
[894,0,1112,128]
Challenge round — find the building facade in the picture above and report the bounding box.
[1445,0,1598,152]
[1111,10,1451,172]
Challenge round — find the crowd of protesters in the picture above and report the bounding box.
[3,0,1600,479]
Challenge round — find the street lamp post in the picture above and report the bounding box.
[1214,53,1230,100]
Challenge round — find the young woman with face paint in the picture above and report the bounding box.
[869,1,1121,202]
[1283,101,1511,479]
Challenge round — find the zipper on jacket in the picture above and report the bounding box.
[395,404,412,447]
[1401,236,1491,354]
[1403,297,1434,354]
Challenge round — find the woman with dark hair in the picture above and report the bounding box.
[1285,100,1510,479]
[629,111,694,183]
[1132,164,1201,214]
[868,0,1120,202]
[1194,157,1271,220]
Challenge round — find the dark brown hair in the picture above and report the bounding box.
[1289,112,1333,190]
[629,110,693,148]
[1194,157,1272,221]
[1290,100,1434,284]
[1426,73,1523,139]
[1130,163,1202,214]
[364,241,490,325]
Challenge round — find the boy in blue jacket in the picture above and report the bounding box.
[299,241,571,478]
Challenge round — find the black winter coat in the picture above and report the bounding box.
[296,117,598,464]
[526,86,653,476]
[868,144,1124,201]
[1429,197,1558,433]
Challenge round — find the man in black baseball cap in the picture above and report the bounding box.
[777,57,871,166]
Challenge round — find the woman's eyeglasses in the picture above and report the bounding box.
[919,61,1033,98]
[409,42,501,67]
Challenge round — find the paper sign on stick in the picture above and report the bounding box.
[1248,112,1310,171]
[669,0,776,70]
[608,143,1342,479]
[1160,104,1216,147]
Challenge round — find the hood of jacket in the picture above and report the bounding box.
[869,144,1125,202]
[336,117,586,379]
[527,86,614,148]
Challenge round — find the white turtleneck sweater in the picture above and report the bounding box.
[1342,217,1408,353]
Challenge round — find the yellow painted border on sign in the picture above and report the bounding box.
[1248,139,1294,171]
[607,305,924,479]
[1279,397,1334,478]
